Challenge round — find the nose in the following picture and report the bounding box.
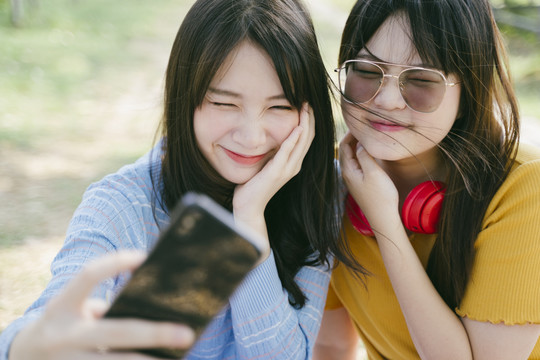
[231,113,267,149]
[371,74,407,111]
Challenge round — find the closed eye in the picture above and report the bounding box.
[212,102,237,107]
[270,105,294,111]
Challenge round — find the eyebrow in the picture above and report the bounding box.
[356,53,435,69]
[208,87,288,101]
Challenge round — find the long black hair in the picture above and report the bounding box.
[152,0,340,307]
[336,0,519,309]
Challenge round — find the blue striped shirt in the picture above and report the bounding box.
[0,146,331,360]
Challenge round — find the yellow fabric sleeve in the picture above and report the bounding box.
[456,146,540,326]
[325,281,344,310]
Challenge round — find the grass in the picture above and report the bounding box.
[0,0,189,148]
[0,2,538,357]
[0,0,194,246]
[0,0,193,331]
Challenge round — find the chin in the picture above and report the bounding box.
[221,170,258,185]
[359,138,406,159]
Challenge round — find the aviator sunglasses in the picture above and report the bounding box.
[336,59,459,113]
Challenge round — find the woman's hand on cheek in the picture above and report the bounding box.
[233,103,315,235]
[9,251,195,360]
[339,132,399,231]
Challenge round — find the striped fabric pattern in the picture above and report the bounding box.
[0,146,331,360]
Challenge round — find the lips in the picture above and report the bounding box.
[223,148,267,165]
[368,119,408,132]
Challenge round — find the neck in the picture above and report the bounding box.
[379,147,447,199]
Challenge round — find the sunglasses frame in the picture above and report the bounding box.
[335,59,460,113]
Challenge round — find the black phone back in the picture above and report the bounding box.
[104,192,264,358]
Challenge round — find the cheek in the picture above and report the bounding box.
[193,107,234,146]
[342,105,369,135]
[265,112,299,143]
[422,92,460,138]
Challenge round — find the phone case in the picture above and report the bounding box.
[104,192,267,359]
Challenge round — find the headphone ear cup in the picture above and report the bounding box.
[345,193,374,236]
[401,181,445,234]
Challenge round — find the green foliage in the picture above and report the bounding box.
[498,22,540,117]
[0,0,193,246]
[0,0,538,247]
[0,0,191,147]
[491,0,540,6]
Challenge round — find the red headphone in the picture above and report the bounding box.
[345,181,446,236]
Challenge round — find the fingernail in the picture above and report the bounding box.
[356,143,364,152]
[175,326,196,346]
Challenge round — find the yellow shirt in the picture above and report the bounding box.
[327,143,540,359]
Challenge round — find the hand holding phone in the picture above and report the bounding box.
[105,192,269,359]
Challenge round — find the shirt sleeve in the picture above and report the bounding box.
[456,159,540,325]
[186,252,332,360]
[0,167,156,360]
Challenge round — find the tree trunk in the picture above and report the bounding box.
[10,0,24,27]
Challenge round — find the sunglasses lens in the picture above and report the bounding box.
[400,69,447,113]
[341,61,383,104]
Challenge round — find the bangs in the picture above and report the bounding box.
[340,1,464,76]
[247,27,309,109]
[407,11,460,75]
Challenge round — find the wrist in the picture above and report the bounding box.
[233,212,268,239]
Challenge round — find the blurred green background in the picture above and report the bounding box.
[0,0,539,344]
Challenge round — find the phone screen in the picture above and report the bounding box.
[104,192,265,359]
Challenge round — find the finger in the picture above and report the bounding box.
[303,103,316,144]
[270,123,303,168]
[339,130,354,145]
[85,298,110,319]
[51,251,147,312]
[285,103,315,166]
[354,144,381,175]
[339,131,356,147]
[339,137,361,173]
[338,132,357,160]
[83,319,195,351]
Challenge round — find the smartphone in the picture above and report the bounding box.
[104,192,269,359]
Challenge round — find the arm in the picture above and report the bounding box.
[185,104,324,359]
[313,308,359,360]
[6,252,195,360]
[341,135,540,359]
[463,318,540,360]
[230,104,317,355]
[230,256,332,359]
[1,160,196,360]
[340,134,471,359]
[232,103,314,242]
[184,254,331,360]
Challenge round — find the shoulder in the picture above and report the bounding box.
[458,144,540,325]
[82,145,165,215]
[488,142,540,206]
[66,145,168,249]
[476,142,540,259]
[511,142,540,171]
[86,145,162,202]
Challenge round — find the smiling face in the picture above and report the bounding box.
[194,40,299,185]
[342,14,461,163]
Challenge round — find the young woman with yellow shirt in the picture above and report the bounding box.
[314,0,540,359]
